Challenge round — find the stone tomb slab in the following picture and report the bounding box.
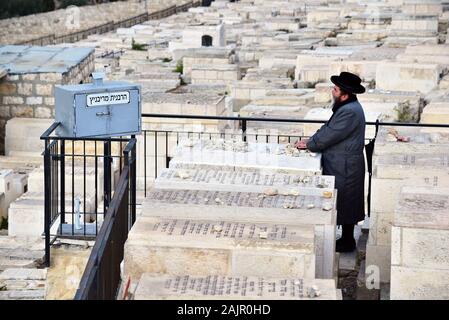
[133,274,341,300]
[169,141,322,175]
[155,168,335,196]
[374,127,449,155]
[391,187,449,299]
[372,153,449,214]
[141,189,336,279]
[368,154,449,282]
[8,191,96,237]
[393,186,449,232]
[124,217,316,283]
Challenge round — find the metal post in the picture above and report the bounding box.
[131,136,137,226]
[241,119,247,142]
[60,140,65,225]
[365,120,380,218]
[104,140,112,214]
[44,144,51,267]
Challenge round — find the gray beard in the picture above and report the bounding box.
[331,96,346,112]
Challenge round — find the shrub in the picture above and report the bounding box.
[0,0,54,19]
[131,38,146,51]
[173,60,183,73]
[394,100,416,123]
[0,217,7,230]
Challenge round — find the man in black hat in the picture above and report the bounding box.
[296,71,366,252]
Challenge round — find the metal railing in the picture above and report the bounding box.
[41,123,135,267]
[74,139,136,300]
[138,113,449,214]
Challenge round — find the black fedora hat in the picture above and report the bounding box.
[330,71,365,94]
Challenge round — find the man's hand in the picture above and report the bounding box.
[294,139,309,149]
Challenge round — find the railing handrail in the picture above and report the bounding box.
[40,122,61,140]
[39,115,449,142]
[141,113,449,128]
[40,122,131,142]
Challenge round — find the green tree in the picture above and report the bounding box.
[0,0,54,19]
[59,0,89,9]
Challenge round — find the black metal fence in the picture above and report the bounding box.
[138,113,449,214]
[138,114,377,195]
[41,123,135,267]
[74,139,136,300]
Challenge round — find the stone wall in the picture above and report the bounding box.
[0,50,95,154]
[0,0,197,46]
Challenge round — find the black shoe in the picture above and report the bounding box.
[336,237,356,253]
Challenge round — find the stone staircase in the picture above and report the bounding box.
[0,235,47,300]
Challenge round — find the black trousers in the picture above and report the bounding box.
[341,224,355,241]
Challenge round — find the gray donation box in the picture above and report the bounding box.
[55,73,141,137]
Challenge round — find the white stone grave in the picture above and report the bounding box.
[133,274,342,300]
[124,217,316,283]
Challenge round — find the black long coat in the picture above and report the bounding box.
[306,99,366,225]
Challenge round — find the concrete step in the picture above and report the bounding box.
[1,279,46,291]
[0,258,37,272]
[0,289,45,300]
[0,268,47,300]
[0,268,47,281]
[0,248,44,262]
[0,236,45,264]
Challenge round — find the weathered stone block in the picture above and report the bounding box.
[396,185,449,219]
[134,274,342,300]
[7,194,95,237]
[368,211,393,246]
[35,84,53,96]
[39,73,62,83]
[365,242,391,283]
[155,168,335,196]
[390,266,449,300]
[0,106,10,118]
[21,74,37,81]
[0,268,47,280]
[141,188,336,279]
[374,127,449,155]
[376,62,440,93]
[34,107,52,118]
[5,118,54,155]
[17,83,33,96]
[10,106,33,118]
[0,83,17,95]
[27,166,103,201]
[124,217,316,282]
[372,154,449,214]
[26,97,43,105]
[421,102,449,124]
[3,96,24,105]
[392,226,449,270]
[169,141,322,175]
[44,97,55,106]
